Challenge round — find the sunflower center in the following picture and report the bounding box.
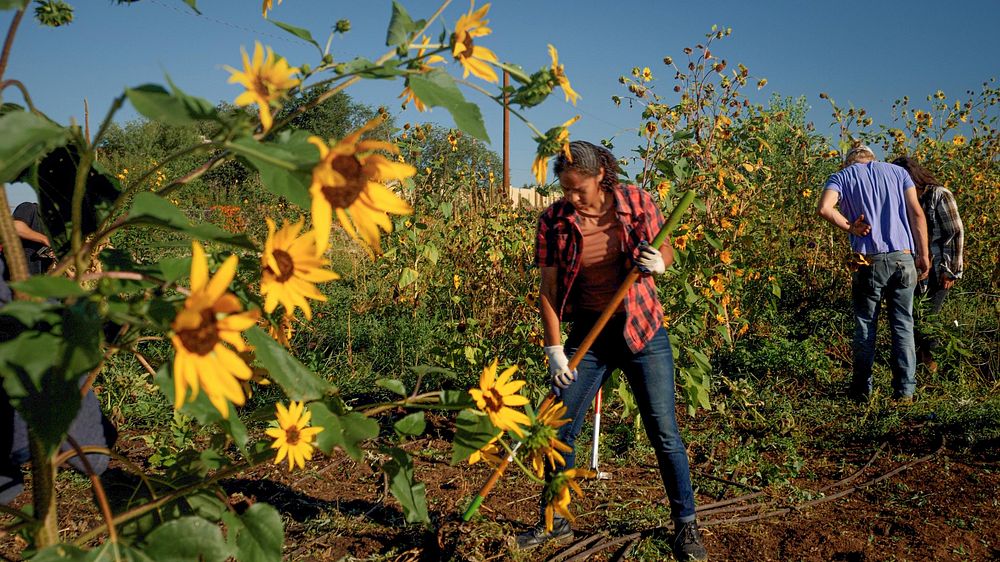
[177,309,219,356]
[322,154,366,208]
[483,388,505,412]
[285,426,300,445]
[458,34,475,60]
[271,249,295,282]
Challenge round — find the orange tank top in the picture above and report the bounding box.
[574,207,626,313]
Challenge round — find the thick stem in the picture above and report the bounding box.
[0,186,28,287]
[0,7,25,82]
[27,432,58,548]
[70,142,95,278]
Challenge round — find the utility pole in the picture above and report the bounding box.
[502,70,510,207]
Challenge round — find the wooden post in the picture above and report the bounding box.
[502,70,510,207]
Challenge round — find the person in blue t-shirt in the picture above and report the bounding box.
[816,145,930,402]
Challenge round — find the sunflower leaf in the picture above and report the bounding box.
[393,411,425,437]
[407,69,489,142]
[308,403,379,460]
[9,276,87,299]
[142,516,232,562]
[126,83,218,126]
[382,447,429,524]
[232,503,284,562]
[245,326,331,401]
[386,1,424,48]
[0,109,70,184]
[451,409,500,465]
[269,19,320,53]
[228,135,315,208]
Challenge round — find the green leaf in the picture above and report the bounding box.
[227,134,316,208]
[82,543,156,562]
[269,19,320,51]
[451,409,500,465]
[180,0,200,15]
[143,516,232,562]
[408,69,490,142]
[233,503,284,562]
[386,1,421,47]
[0,302,101,454]
[126,84,217,126]
[127,192,256,249]
[382,447,429,523]
[421,243,440,266]
[335,57,403,79]
[309,403,378,460]
[439,390,474,410]
[376,378,407,396]
[9,276,87,299]
[398,267,418,288]
[28,544,87,562]
[0,110,69,183]
[245,326,331,401]
[394,411,425,437]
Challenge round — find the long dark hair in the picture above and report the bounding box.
[892,156,940,189]
[553,141,621,192]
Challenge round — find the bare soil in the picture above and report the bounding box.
[1,419,997,561]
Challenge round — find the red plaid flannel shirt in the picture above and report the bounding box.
[535,183,666,353]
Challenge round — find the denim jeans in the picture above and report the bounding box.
[851,251,917,398]
[553,312,697,522]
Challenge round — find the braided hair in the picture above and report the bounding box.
[553,141,621,192]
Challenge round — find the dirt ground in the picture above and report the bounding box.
[1,423,998,561]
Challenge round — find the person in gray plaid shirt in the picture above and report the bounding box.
[892,156,965,371]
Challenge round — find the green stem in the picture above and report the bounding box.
[27,432,58,548]
[0,186,27,286]
[0,79,37,113]
[500,440,545,485]
[70,137,95,279]
[0,6,25,82]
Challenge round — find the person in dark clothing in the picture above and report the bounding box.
[0,201,117,505]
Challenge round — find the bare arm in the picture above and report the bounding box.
[816,189,871,236]
[903,187,930,279]
[14,220,50,246]
[539,266,561,346]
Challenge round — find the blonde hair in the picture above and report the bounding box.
[844,145,875,166]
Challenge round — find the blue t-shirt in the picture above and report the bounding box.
[824,161,916,254]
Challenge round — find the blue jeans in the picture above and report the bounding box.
[851,252,917,398]
[553,312,697,522]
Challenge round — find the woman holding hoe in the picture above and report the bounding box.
[517,141,707,561]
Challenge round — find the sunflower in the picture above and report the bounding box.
[400,36,446,112]
[469,359,530,437]
[261,216,340,321]
[543,468,595,532]
[170,241,259,418]
[225,41,300,132]
[531,115,580,185]
[523,401,573,478]
[450,1,499,83]
[308,117,415,255]
[261,0,281,17]
[468,433,503,466]
[547,45,579,105]
[265,401,323,471]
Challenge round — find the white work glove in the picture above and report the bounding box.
[636,242,666,275]
[544,345,577,389]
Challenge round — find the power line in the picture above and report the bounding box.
[146,0,301,45]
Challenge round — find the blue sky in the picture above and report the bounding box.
[4,0,999,206]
